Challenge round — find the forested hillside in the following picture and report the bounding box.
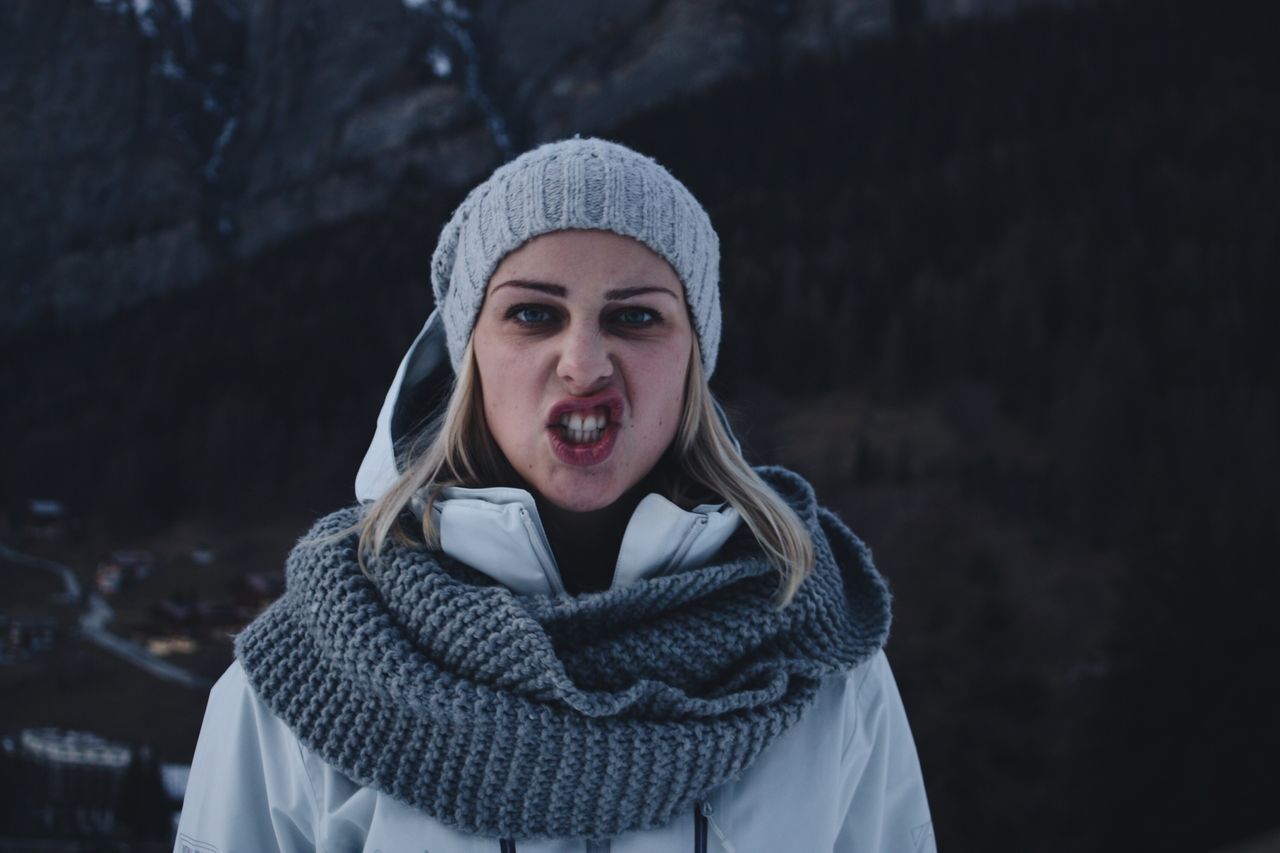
[3,0,1275,848]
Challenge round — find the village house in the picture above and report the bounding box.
[95,550,155,597]
[2,728,178,841]
[147,597,242,641]
[1,615,58,662]
[17,498,79,541]
[12,728,132,834]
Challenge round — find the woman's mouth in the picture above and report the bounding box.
[556,406,610,444]
[548,405,619,465]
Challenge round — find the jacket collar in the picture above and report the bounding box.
[424,486,741,596]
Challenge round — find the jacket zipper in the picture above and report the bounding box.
[499,804,726,851]
[666,516,709,575]
[695,799,734,853]
[520,507,567,596]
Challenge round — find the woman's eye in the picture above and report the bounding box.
[613,307,660,327]
[506,305,557,326]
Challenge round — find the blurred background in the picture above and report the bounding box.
[1,0,1277,850]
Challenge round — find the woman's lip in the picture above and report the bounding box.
[547,422,619,466]
[546,391,625,425]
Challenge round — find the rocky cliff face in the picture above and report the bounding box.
[0,0,1071,335]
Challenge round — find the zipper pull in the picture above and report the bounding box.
[699,801,735,852]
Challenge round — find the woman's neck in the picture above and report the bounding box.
[533,465,670,596]
[535,495,638,595]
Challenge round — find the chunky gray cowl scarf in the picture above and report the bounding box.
[234,466,891,841]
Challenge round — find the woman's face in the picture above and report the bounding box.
[472,229,694,513]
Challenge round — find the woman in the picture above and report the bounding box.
[176,138,936,852]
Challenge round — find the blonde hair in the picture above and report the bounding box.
[357,338,815,606]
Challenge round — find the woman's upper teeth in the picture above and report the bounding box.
[559,407,609,430]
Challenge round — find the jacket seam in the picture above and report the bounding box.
[519,507,566,595]
[294,737,328,853]
[662,517,703,575]
[841,653,882,764]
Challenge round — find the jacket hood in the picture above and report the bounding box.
[355,309,453,503]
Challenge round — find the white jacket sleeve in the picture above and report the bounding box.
[174,660,320,853]
[835,651,937,852]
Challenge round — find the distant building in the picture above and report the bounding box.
[19,498,73,541]
[160,762,190,803]
[95,550,155,597]
[14,728,132,835]
[146,635,197,657]
[148,597,243,640]
[2,615,58,661]
[148,599,198,635]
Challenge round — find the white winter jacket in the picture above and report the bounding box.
[176,486,936,852]
[175,312,937,852]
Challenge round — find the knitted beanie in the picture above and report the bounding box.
[430,137,722,377]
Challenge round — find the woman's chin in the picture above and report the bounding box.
[531,466,642,516]
[537,485,625,515]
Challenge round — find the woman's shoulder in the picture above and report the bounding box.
[178,659,320,850]
[203,658,307,749]
[817,649,897,751]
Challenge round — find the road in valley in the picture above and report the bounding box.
[1,540,211,690]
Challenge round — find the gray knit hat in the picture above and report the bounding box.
[430,137,722,377]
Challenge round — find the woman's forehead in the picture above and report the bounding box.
[485,230,685,299]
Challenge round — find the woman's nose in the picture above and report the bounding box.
[556,324,613,390]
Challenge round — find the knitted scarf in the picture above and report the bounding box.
[234,466,891,841]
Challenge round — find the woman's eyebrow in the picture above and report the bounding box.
[490,281,679,301]
[604,285,680,301]
[491,279,566,297]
